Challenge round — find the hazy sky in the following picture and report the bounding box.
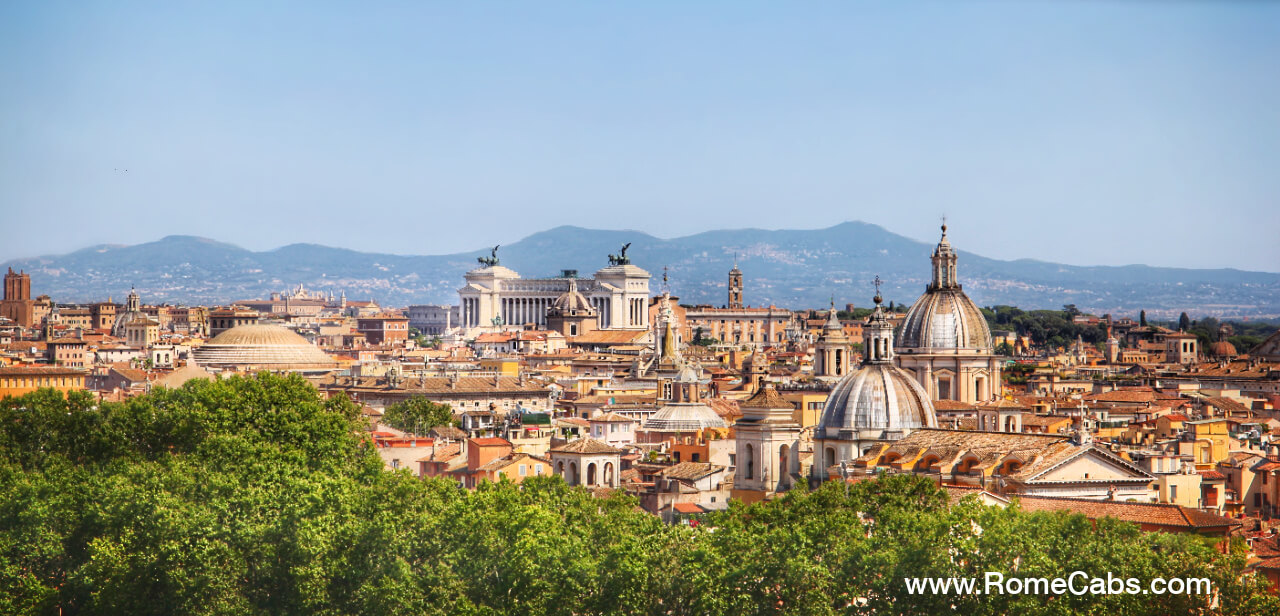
[2,1,1277,270]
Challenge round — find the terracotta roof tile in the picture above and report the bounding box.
[417,443,463,463]
[475,452,548,473]
[739,385,794,410]
[1085,390,1157,403]
[661,462,723,481]
[933,399,977,411]
[1015,495,1241,530]
[549,438,623,455]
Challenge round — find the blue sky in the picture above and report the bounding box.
[2,1,1277,270]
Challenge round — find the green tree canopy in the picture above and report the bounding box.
[381,396,455,433]
[1,376,1273,615]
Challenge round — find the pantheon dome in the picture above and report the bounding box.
[192,324,337,374]
[815,291,936,478]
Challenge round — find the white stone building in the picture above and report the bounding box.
[457,249,651,336]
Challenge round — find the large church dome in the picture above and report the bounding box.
[818,292,937,439]
[819,364,935,436]
[897,225,993,352]
[192,324,337,373]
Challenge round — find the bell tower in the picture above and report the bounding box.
[4,268,31,302]
[1,268,36,327]
[864,277,894,364]
[814,299,852,379]
[727,257,743,309]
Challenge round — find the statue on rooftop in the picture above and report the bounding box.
[608,242,632,266]
[477,244,500,267]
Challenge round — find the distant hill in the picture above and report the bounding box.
[5,223,1278,318]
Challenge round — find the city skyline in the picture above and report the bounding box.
[3,2,1278,270]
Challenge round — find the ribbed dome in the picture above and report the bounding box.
[550,281,594,315]
[642,403,728,432]
[818,363,936,437]
[193,324,336,373]
[898,224,993,352]
[897,288,993,351]
[1208,340,1237,358]
[819,288,937,438]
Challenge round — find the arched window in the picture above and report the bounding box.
[568,462,579,486]
[825,447,836,470]
[916,455,941,472]
[999,459,1023,476]
[604,462,615,486]
[587,462,597,486]
[744,444,755,480]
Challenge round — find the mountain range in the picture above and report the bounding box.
[5,222,1278,319]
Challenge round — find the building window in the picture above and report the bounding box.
[519,464,527,476]
[1170,485,1177,500]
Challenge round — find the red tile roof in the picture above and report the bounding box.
[1015,495,1241,530]
[549,438,623,455]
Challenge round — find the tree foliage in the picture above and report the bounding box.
[1,376,1274,615]
[981,306,1107,351]
[381,396,455,433]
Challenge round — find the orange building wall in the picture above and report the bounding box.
[0,368,86,399]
